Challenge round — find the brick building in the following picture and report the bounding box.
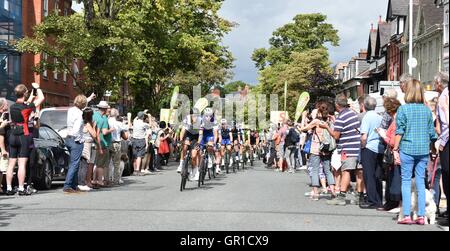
[1,0,78,106]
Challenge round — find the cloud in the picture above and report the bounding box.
[219,0,388,84]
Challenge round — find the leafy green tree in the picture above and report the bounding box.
[252,14,340,116]
[16,0,234,115]
[223,80,248,95]
[252,13,339,70]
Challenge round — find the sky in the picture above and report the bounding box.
[218,0,388,84]
[72,0,388,85]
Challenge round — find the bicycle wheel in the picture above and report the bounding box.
[225,152,230,174]
[198,158,205,188]
[181,154,190,192]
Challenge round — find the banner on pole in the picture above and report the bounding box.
[295,92,310,122]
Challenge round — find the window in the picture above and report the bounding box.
[42,53,48,78]
[445,9,449,44]
[63,58,67,83]
[398,17,405,34]
[54,0,59,13]
[43,0,49,17]
[4,0,8,10]
[53,58,58,80]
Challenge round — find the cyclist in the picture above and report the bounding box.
[249,129,260,161]
[230,122,242,166]
[218,119,233,170]
[177,109,202,181]
[199,108,220,174]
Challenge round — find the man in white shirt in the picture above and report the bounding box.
[64,93,95,194]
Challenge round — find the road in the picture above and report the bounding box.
[0,161,446,231]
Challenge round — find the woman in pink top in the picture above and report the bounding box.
[377,97,402,211]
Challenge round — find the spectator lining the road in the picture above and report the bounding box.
[93,101,114,187]
[394,80,437,225]
[6,84,45,196]
[78,107,98,192]
[131,112,150,176]
[301,104,336,201]
[320,94,361,206]
[377,97,402,212]
[435,72,449,225]
[360,96,385,209]
[64,94,94,194]
[109,108,128,185]
[0,98,10,190]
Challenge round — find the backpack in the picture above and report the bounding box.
[286,128,300,146]
[319,126,336,153]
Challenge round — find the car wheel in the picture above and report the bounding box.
[35,160,53,190]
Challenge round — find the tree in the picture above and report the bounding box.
[252,13,339,70]
[223,81,248,95]
[16,0,234,114]
[123,0,235,114]
[252,14,340,116]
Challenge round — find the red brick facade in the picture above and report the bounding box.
[21,0,78,107]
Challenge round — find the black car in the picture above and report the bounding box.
[29,124,70,190]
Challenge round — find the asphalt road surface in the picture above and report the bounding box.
[0,161,446,231]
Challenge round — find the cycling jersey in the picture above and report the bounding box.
[201,115,217,145]
[219,125,231,145]
[182,115,201,141]
[250,131,258,145]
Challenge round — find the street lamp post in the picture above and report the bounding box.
[408,0,417,74]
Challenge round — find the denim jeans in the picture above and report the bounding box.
[64,137,84,190]
[284,146,296,171]
[400,151,428,217]
[309,154,335,187]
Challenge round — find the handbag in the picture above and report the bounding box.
[0,156,8,173]
[303,133,312,154]
[382,146,394,166]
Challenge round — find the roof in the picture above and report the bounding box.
[378,22,392,49]
[419,0,444,31]
[334,63,348,75]
[387,0,420,19]
[367,28,378,60]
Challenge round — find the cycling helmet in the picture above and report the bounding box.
[204,108,214,117]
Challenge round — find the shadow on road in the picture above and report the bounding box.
[0,199,20,228]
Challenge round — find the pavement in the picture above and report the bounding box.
[0,161,447,231]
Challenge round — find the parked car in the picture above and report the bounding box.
[40,107,71,139]
[29,124,70,190]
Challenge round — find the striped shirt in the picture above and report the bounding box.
[396,104,437,156]
[334,108,361,157]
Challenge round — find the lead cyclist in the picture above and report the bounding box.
[177,110,202,181]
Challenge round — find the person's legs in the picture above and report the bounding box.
[112,143,122,184]
[78,158,87,186]
[321,155,335,194]
[361,149,382,207]
[414,155,429,218]
[64,138,84,190]
[400,151,414,218]
[440,143,449,221]
[309,155,321,197]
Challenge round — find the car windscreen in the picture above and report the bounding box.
[40,110,68,132]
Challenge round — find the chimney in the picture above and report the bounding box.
[358,49,368,59]
[371,23,374,31]
[378,15,382,24]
